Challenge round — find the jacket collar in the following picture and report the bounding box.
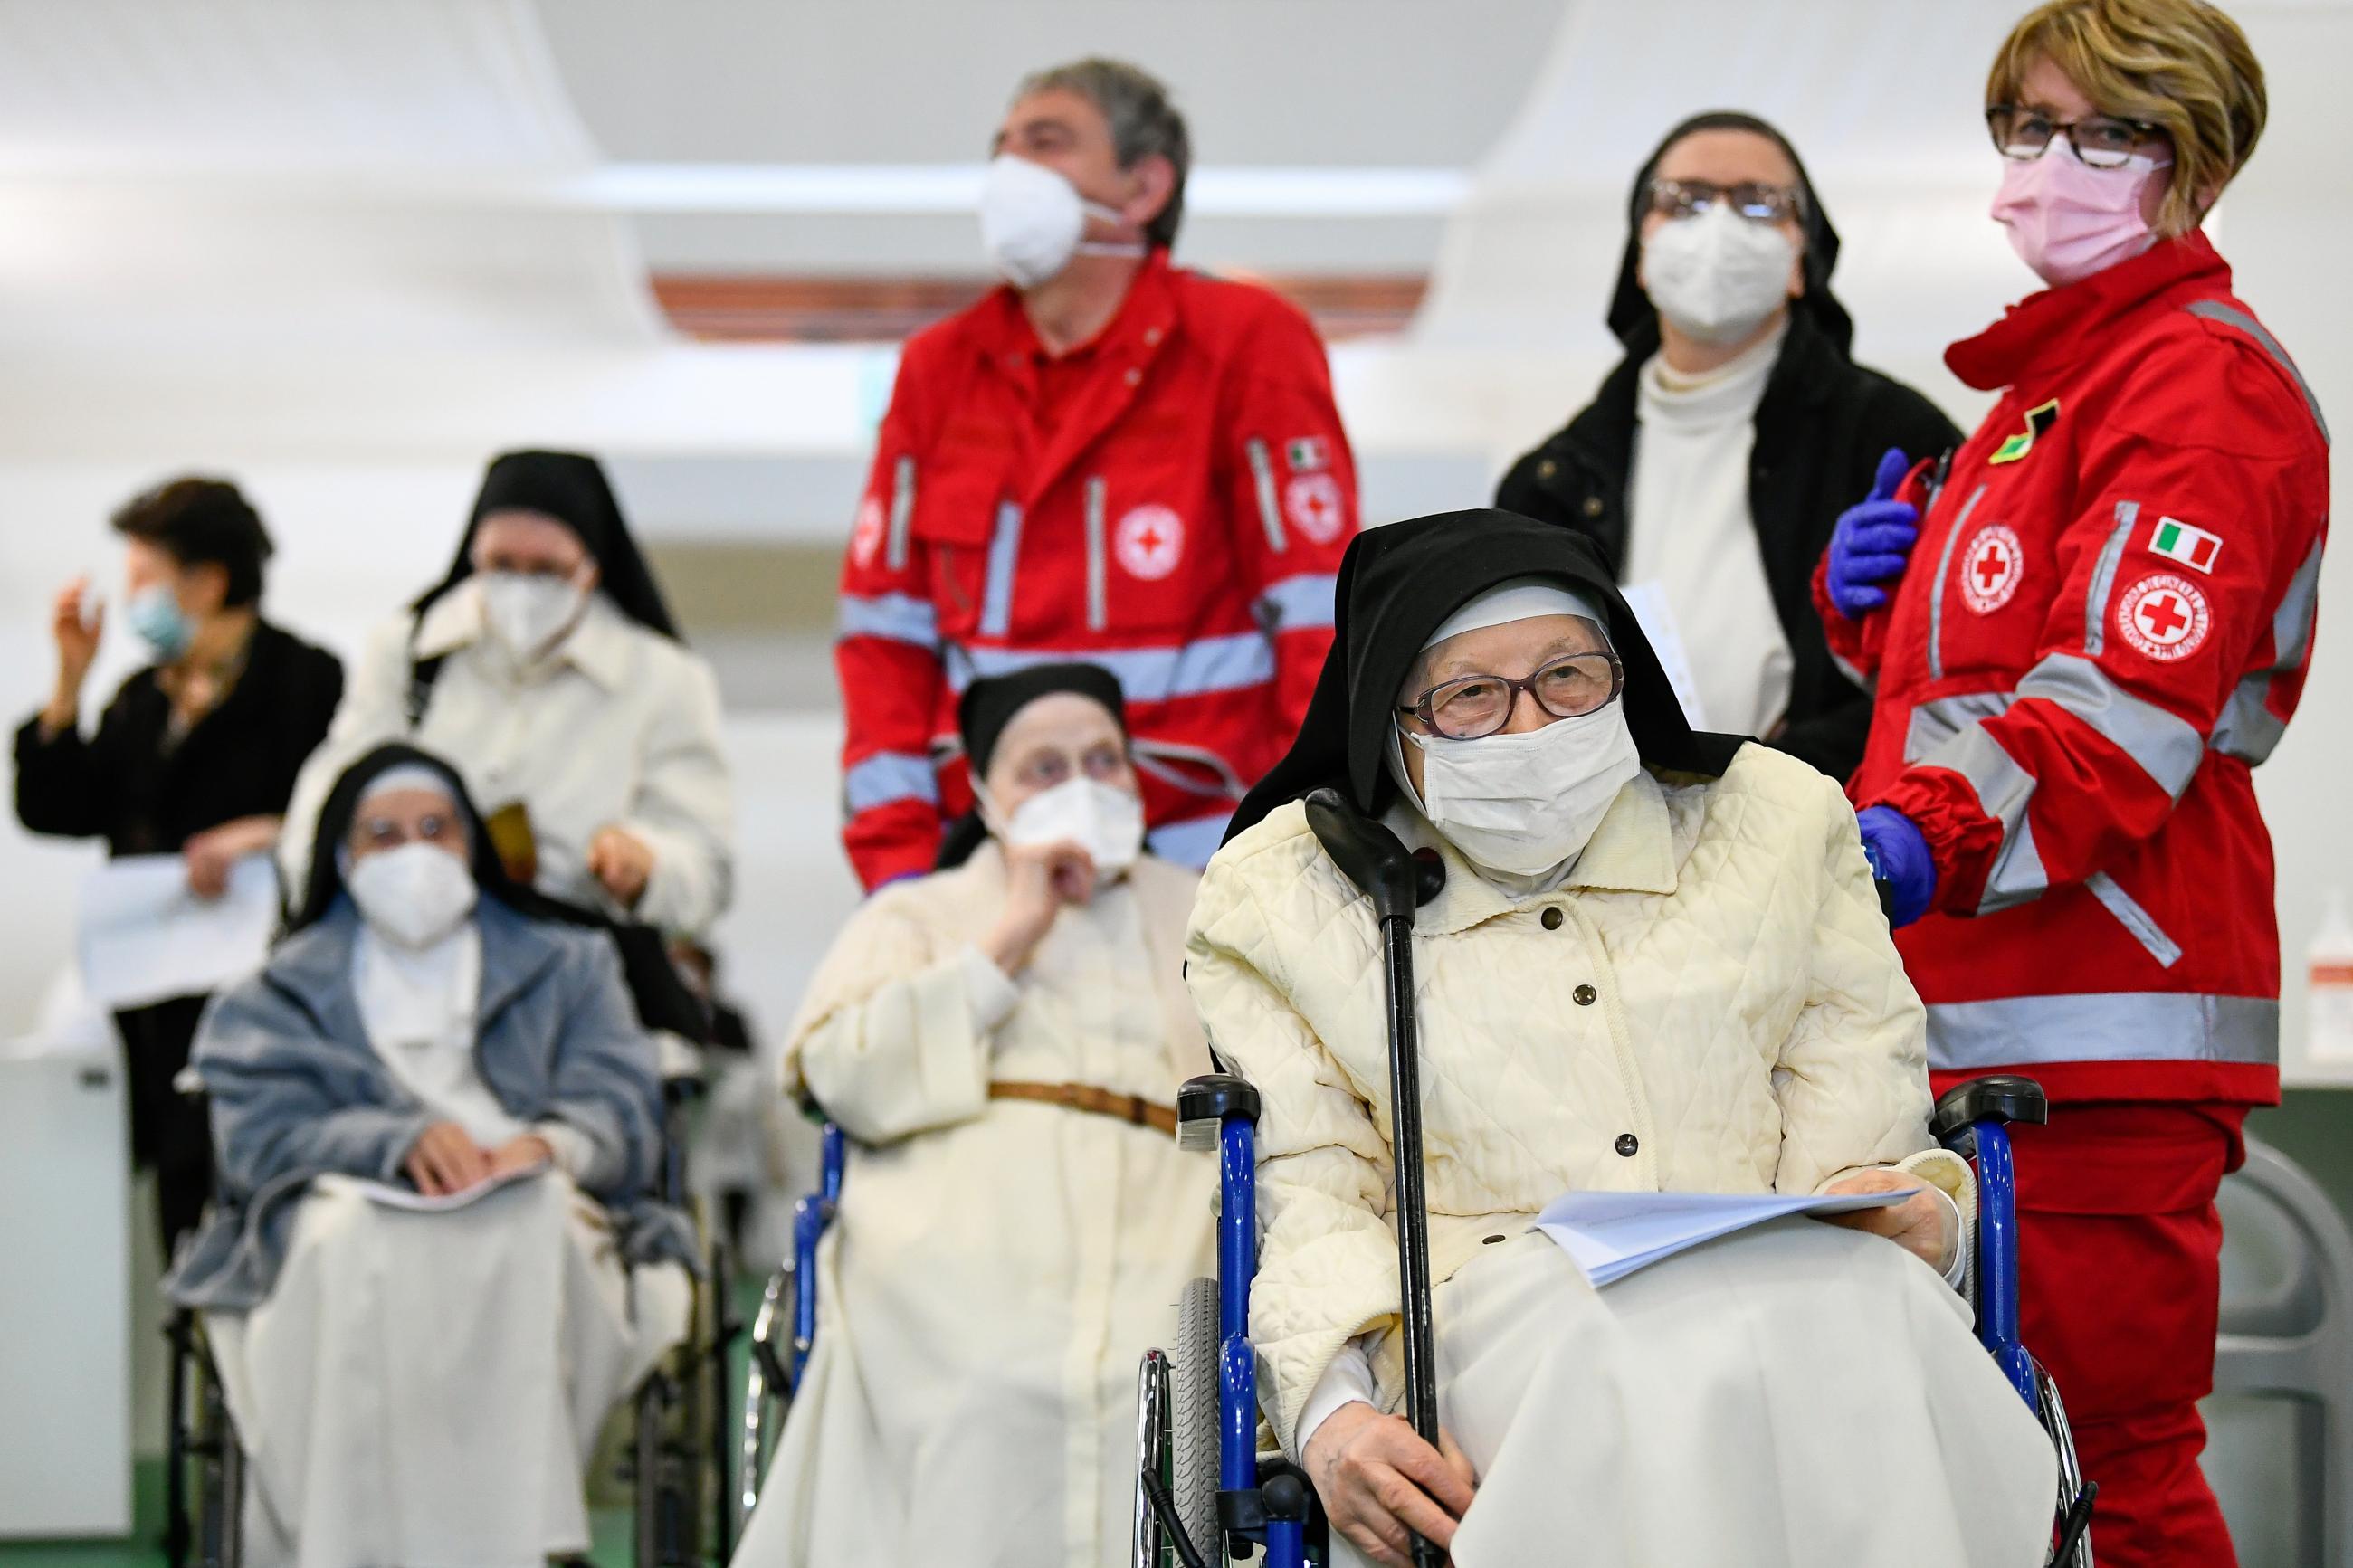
[1387,767,1678,937]
[971,252,1183,506]
[267,895,568,1041]
[1946,229,2230,392]
[413,578,635,691]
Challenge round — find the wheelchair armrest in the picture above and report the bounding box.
[1176,1072,1260,1153]
[1930,1073,2048,1142]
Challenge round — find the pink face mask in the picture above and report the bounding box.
[1991,145,2171,288]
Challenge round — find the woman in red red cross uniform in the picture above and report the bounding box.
[1815,4,2328,1564]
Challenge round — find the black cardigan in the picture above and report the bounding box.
[14,620,344,857]
[1495,312,1961,781]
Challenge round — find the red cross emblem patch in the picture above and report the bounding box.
[1115,505,1186,581]
[1283,472,1345,545]
[1960,523,2024,614]
[2116,573,2211,661]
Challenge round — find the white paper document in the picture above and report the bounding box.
[76,853,280,1010]
[1535,1186,1908,1288]
[1616,582,1710,731]
[350,1161,551,1214]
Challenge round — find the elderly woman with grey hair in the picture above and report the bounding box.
[167,743,690,1568]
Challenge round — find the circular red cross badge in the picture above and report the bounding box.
[1961,523,2024,615]
[1115,505,1186,581]
[2116,573,2212,661]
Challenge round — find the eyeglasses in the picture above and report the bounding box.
[351,813,462,852]
[1400,652,1625,741]
[1985,106,2166,169]
[1645,178,1805,224]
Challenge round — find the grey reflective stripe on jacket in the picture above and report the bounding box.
[884,454,917,571]
[1927,992,2278,1071]
[1924,484,1986,682]
[2186,300,2330,448]
[2212,533,2324,765]
[979,500,1024,640]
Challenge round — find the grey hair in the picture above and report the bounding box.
[1015,57,1190,249]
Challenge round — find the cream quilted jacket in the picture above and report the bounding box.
[1184,744,1968,1452]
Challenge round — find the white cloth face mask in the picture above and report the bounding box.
[1642,205,1798,345]
[1406,703,1643,877]
[978,154,1146,289]
[346,842,480,950]
[478,571,588,662]
[995,775,1146,875]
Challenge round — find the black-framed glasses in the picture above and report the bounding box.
[1400,652,1625,741]
[1985,105,2166,169]
[1645,177,1805,224]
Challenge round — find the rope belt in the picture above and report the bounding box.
[989,1080,1178,1136]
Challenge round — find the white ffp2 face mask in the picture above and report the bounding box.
[478,571,588,662]
[1406,703,1643,877]
[995,776,1146,876]
[1642,205,1798,345]
[979,155,1147,289]
[347,841,479,949]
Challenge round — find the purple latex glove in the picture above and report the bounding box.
[1826,448,1920,619]
[1857,805,1937,929]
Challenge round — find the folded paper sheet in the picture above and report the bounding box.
[77,852,279,1011]
[1535,1186,1907,1288]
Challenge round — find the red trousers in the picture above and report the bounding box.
[2010,1102,2251,1568]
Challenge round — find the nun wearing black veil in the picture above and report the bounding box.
[282,450,734,942]
[167,743,691,1568]
[1184,512,2052,1566]
[1494,111,1959,780]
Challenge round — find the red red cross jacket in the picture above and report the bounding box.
[835,252,1358,889]
[1816,231,2329,1107]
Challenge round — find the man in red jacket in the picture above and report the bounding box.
[1816,6,2326,1562]
[835,57,1358,889]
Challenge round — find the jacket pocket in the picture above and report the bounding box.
[910,468,1001,640]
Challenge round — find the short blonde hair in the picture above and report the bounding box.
[1988,0,2266,234]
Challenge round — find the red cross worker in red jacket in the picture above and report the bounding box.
[1816,5,2327,1564]
[835,58,1358,889]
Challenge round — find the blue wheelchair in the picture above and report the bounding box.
[1129,789,2097,1568]
[737,1118,845,1534]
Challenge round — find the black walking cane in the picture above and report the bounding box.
[1303,786,1449,1568]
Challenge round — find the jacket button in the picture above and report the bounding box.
[1574,984,1596,1006]
[1483,1233,1506,1245]
[1536,458,1558,480]
[1615,1133,1640,1158]
[1540,907,1565,930]
[1581,495,1605,518]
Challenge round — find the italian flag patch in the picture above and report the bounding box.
[2149,516,2223,575]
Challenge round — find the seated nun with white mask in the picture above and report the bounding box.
[737,664,1215,1568]
[167,742,691,1568]
[1186,511,2054,1568]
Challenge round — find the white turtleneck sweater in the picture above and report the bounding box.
[1623,321,1795,738]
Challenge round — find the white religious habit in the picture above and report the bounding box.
[735,843,1215,1568]
[201,915,690,1568]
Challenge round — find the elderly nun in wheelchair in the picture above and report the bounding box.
[1184,510,2057,1567]
[164,742,691,1568]
[737,663,1215,1568]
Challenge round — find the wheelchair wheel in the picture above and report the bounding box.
[1167,1276,1223,1561]
[738,1266,792,1535]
